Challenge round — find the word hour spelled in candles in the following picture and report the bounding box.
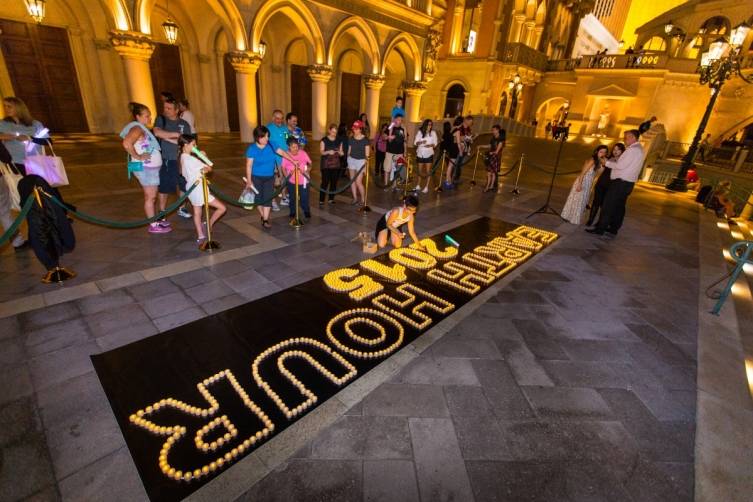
[126,224,557,484]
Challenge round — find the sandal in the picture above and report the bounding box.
[262,220,271,229]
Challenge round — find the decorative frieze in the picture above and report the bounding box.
[109,30,155,61]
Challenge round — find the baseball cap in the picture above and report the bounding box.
[352,120,364,129]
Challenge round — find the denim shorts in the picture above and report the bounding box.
[134,167,160,187]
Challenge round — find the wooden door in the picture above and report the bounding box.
[149,43,185,106]
[223,56,240,131]
[289,64,312,131]
[339,72,361,125]
[0,19,88,132]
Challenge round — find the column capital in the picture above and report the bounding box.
[228,51,262,74]
[109,30,155,61]
[307,64,334,82]
[402,80,428,97]
[363,74,386,90]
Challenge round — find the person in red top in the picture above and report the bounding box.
[686,165,700,191]
[281,136,312,218]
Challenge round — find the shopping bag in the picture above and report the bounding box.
[0,163,22,211]
[25,144,68,187]
[239,187,255,211]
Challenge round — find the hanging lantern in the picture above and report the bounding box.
[162,17,179,45]
[258,40,267,59]
[664,21,674,35]
[24,0,46,24]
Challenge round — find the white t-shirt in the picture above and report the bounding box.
[181,153,214,206]
[414,130,438,159]
[181,110,196,133]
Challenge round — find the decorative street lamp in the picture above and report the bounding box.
[507,74,524,119]
[666,22,752,192]
[24,0,46,24]
[162,0,179,45]
[258,40,268,59]
[665,21,674,35]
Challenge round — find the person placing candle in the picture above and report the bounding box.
[374,195,424,250]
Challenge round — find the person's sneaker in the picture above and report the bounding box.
[272,201,280,212]
[280,197,290,207]
[422,187,429,194]
[148,222,172,234]
[12,240,29,251]
[415,185,421,191]
[157,219,171,228]
[177,207,192,219]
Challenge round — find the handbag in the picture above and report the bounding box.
[25,144,69,187]
[324,154,340,169]
[0,163,22,211]
[127,154,144,180]
[239,187,255,211]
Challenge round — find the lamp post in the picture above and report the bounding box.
[507,74,524,119]
[666,22,753,192]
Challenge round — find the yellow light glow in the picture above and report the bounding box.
[743,263,753,275]
[731,230,745,241]
[723,249,733,261]
[731,282,751,299]
[745,359,753,398]
[717,221,730,230]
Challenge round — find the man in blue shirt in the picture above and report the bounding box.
[285,112,307,147]
[266,110,289,210]
[391,96,404,120]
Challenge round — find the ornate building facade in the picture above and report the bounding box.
[0,0,750,146]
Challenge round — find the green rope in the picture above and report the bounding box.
[302,163,366,195]
[0,196,34,246]
[527,161,584,176]
[209,180,286,209]
[45,183,199,228]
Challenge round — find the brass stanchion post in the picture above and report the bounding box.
[199,176,220,251]
[435,152,446,193]
[470,147,485,188]
[290,163,304,228]
[510,153,525,196]
[359,159,371,213]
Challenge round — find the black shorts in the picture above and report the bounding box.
[252,175,275,208]
[375,215,405,241]
[158,159,184,194]
[417,156,434,164]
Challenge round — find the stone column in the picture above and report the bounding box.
[228,51,262,143]
[110,30,157,116]
[363,74,385,127]
[403,81,428,124]
[450,0,466,54]
[307,65,333,140]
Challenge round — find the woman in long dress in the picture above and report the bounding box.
[561,145,608,225]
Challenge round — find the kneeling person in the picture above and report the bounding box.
[375,195,423,249]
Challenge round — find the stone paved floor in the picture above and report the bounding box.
[0,134,712,501]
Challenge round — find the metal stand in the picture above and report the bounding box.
[435,153,446,193]
[403,155,414,197]
[359,160,372,213]
[527,139,565,219]
[199,175,221,251]
[42,266,76,284]
[510,153,525,196]
[290,164,304,228]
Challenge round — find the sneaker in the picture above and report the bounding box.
[280,198,290,207]
[157,219,171,228]
[148,222,172,234]
[415,185,421,191]
[177,207,192,219]
[422,187,429,194]
[272,201,280,212]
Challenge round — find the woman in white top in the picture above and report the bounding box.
[120,102,168,234]
[414,119,438,193]
[375,195,424,250]
[561,145,607,225]
[178,135,226,245]
[178,99,196,134]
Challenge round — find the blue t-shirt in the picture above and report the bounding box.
[391,106,405,119]
[267,123,289,156]
[245,143,277,177]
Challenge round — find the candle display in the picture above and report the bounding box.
[323,268,383,301]
[371,284,455,329]
[388,247,437,271]
[360,259,407,283]
[411,238,458,260]
[252,337,357,419]
[326,308,404,359]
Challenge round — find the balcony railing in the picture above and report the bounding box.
[547,53,669,71]
[394,0,430,14]
[499,43,548,72]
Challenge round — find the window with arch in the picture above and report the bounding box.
[642,36,667,52]
[444,84,466,118]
